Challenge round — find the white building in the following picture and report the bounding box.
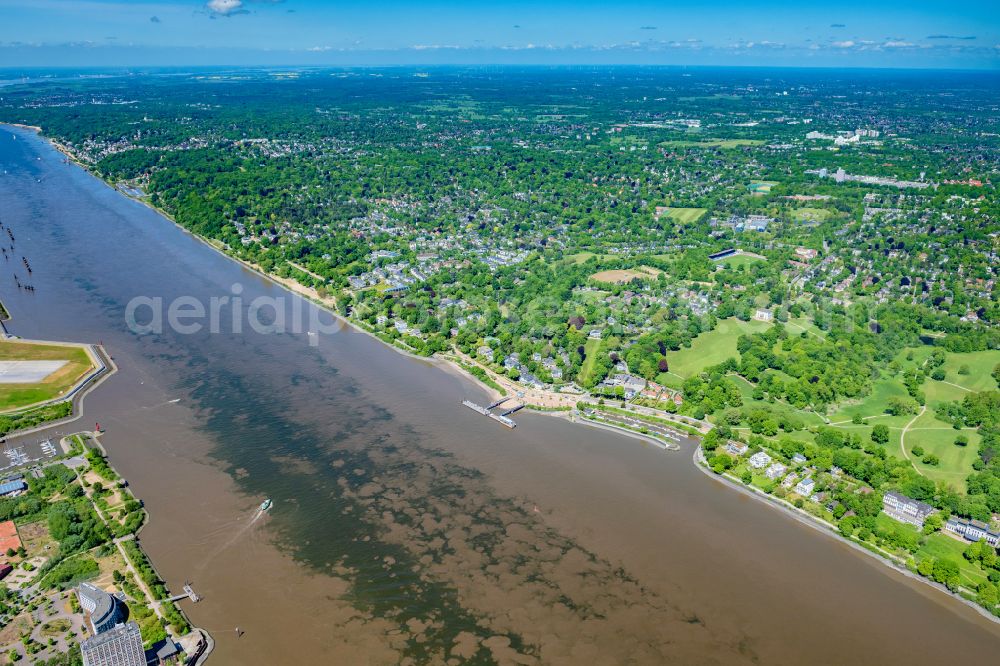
[748,451,772,469]
[765,463,787,480]
[883,491,935,528]
[794,478,816,496]
[945,517,1000,547]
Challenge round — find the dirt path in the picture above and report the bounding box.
[899,405,927,470]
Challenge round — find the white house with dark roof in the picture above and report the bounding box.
[945,517,1000,547]
[882,490,935,528]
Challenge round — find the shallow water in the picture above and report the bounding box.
[2,125,999,664]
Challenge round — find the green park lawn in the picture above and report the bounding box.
[827,378,913,425]
[903,426,980,492]
[725,375,827,430]
[917,533,988,588]
[936,350,1000,392]
[785,315,826,338]
[564,251,613,265]
[657,318,771,385]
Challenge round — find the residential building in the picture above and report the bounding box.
[765,463,787,480]
[945,517,1000,547]
[725,441,748,457]
[794,478,816,497]
[882,490,935,528]
[748,451,772,469]
[80,622,145,666]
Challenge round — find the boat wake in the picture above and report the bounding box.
[194,500,272,573]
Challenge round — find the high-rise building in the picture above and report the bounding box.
[77,582,128,635]
[80,622,146,666]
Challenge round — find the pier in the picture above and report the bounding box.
[462,397,519,428]
[166,582,201,604]
[461,399,489,416]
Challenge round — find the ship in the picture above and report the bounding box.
[259,498,272,513]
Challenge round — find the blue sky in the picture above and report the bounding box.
[1,0,998,68]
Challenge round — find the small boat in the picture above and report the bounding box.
[259,498,272,513]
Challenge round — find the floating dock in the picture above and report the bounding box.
[462,398,519,428]
[462,399,490,415]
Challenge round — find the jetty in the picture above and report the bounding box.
[166,582,201,604]
[462,397,520,428]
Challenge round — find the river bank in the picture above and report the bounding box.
[20,121,1000,622]
[5,122,1000,665]
[692,446,1000,627]
[27,123,1000,631]
[0,339,215,661]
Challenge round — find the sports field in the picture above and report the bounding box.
[719,254,766,269]
[655,207,707,224]
[590,267,661,284]
[0,340,94,412]
[748,181,778,194]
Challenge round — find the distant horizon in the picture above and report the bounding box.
[2,61,999,74]
[2,1,997,70]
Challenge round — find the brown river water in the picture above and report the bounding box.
[1,125,999,664]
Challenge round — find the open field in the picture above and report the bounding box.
[589,266,661,284]
[655,207,707,224]
[565,251,614,265]
[17,520,55,559]
[719,253,766,269]
[827,378,914,425]
[657,318,771,383]
[791,207,832,223]
[0,340,94,412]
[917,533,987,588]
[727,375,828,429]
[748,180,778,194]
[936,350,1000,392]
[579,337,603,386]
[785,315,826,338]
[660,139,763,149]
[903,426,980,491]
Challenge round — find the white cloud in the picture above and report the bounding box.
[832,40,855,48]
[883,41,915,48]
[207,0,244,16]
